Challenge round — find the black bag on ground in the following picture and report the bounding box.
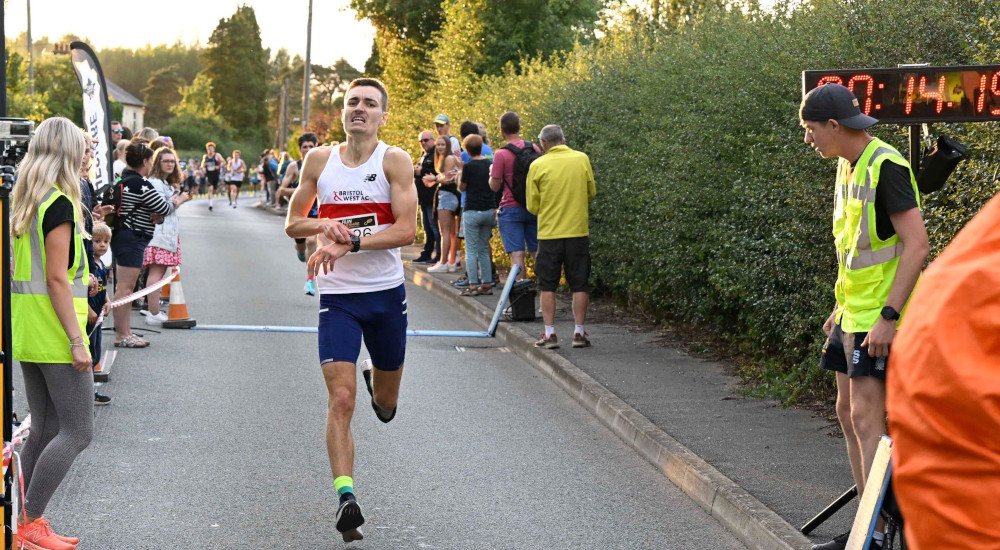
[916,135,968,194]
[502,142,542,206]
[508,279,537,321]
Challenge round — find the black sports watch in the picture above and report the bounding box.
[880,305,900,321]
[349,233,361,253]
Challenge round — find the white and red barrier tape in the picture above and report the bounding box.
[88,268,179,337]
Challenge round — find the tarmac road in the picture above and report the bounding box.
[15,198,747,549]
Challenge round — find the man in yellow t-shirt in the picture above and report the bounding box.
[526,124,597,350]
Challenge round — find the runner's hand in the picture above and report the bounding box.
[861,318,895,358]
[71,345,92,373]
[321,220,353,244]
[308,242,351,277]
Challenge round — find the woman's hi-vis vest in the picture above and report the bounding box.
[12,187,90,363]
[833,138,920,333]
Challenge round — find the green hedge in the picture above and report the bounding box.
[384,0,1000,403]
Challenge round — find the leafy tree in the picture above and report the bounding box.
[33,54,83,123]
[363,41,382,77]
[431,0,603,85]
[171,72,220,119]
[98,42,203,101]
[311,59,362,118]
[202,6,269,141]
[141,65,185,127]
[351,0,445,105]
[4,50,49,120]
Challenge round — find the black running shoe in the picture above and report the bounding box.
[335,493,365,538]
[94,392,111,406]
[360,360,396,423]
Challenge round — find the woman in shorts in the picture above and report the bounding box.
[427,135,462,273]
[140,147,190,325]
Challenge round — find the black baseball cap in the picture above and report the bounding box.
[800,83,878,130]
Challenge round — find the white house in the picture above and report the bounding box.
[105,79,145,131]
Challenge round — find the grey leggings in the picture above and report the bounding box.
[19,362,94,518]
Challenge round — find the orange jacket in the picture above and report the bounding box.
[888,193,1000,549]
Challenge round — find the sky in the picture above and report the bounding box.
[3,0,376,71]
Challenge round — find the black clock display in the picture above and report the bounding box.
[803,65,1000,124]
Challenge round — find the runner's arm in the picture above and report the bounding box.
[285,147,353,243]
[354,147,417,251]
[280,162,298,189]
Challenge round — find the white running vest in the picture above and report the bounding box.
[315,141,403,294]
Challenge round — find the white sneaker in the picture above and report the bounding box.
[145,311,168,326]
[427,263,449,273]
[447,263,458,273]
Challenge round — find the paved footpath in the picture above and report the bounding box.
[13,199,749,549]
[404,244,859,550]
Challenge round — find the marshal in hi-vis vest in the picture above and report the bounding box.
[12,187,90,363]
[833,138,920,333]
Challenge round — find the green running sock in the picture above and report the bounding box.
[334,475,354,497]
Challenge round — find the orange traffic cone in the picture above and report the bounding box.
[162,269,197,329]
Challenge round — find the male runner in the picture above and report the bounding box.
[285,78,416,542]
[280,132,321,294]
[202,142,224,211]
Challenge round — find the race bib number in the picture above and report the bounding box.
[205,160,216,171]
[335,214,378,237]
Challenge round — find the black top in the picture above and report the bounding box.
[461,158,495,211]
[103,169,173,238]
[415,152,438,207]
[41,195,77,268]
[849,159,919,241]
[873,162,918,241]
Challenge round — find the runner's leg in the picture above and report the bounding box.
[321,361,357,479]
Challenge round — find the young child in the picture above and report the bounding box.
[89,223,113,405]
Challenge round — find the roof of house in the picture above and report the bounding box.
[105,79,145,107]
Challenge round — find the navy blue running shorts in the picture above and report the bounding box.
[318,284,407,371]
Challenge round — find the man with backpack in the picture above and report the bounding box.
[489,111,541,281]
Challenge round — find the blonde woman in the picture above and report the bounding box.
[426,135,462,273]
[11,116,93,549]
[112,139,129,180]
[140,148,191,325]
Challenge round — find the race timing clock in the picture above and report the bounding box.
[803,65,1000,124]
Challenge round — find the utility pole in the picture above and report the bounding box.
[27,0,35,95]
[302,0,313,129]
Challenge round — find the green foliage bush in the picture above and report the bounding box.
[388,0,998,402]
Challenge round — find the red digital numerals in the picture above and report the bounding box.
[816,74,876,115]
[974,73,1000,114]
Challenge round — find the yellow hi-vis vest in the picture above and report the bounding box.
[833,138,920,333]
[12,187,90,363]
